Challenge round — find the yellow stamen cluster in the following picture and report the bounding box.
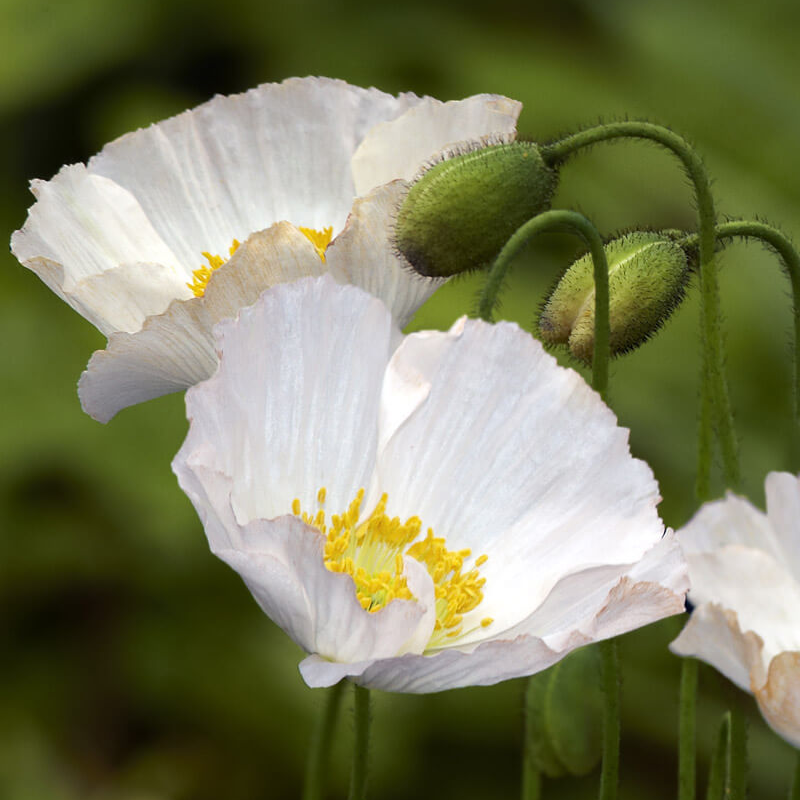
[298,225,334,261]
[187,239,241,297]
[186,226,333,298]
[292,488,493,647]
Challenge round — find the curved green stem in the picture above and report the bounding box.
[679,658,698,800]
[684,221,800,420]
[348,685,371,800]
[598,639,620,800]
[543,121,739,497]
[303,682,345,800]
[479,208,609,399]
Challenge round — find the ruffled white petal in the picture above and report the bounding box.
[670,603,764,692]
[765,471,800,581]
[677,489,783,560]
[87,77,421,269]
[323,181,446,328]
[78,223,328,422]
[176,276,399,525]
[754,652,800,748]
[682,546,800,658]
[375,316,664,635]
[351,94,522,196]
[10,166,184,332]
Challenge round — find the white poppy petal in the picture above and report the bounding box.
[677,489,782,560]
[88,78,421,267]
[376,316,663,632]
[177,276,399,524]
[670,603,764,693]
[324,181,446,328]
[175,277,681,692]
[77,223,328,422]
[352,94,522,196]
[684,546,800,658]
[765,471,800,580]
[754,651,800,748]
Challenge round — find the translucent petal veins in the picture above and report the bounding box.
[292,488,491,647]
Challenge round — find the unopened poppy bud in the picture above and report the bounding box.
[539,231,690,364]
[394,140,558,277]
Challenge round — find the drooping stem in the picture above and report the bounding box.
[303,682,346,800]
[683,221,800,420]
[705,713,730,800]
[598,639,620,800]
[678,658,699,800]
[348,685,371,800]
[726,703,748,800]
[478,208,609,399]
[521,678,543,800]
[542,121,739,497]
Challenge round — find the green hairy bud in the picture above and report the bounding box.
[539,231,690,364]
[394,140,558,277]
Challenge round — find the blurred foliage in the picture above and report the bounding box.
[2,0,800,798]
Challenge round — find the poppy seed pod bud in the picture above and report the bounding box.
[539,231,690,364]
[394,140,558,277]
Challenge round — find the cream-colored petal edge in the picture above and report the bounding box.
[352,94,522,196]
[754,651,800,748]
[78,223,324,422]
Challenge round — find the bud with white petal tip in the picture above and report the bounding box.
[394,139,558,277]
[539,231,691,364]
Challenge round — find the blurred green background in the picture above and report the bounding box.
[2,0,800,797]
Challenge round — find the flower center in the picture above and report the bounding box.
[292,488,493,649]
[186,226,334,297]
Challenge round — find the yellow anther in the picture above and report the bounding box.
[187,239,241,297]
[291,488,490,644]
[299,226,334,262]
[480,618,494,628]
[475,554,489,567]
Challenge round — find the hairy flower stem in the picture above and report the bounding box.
[705,713,730,800]
[303,681,345,800]
[598,639,620,800]
[682,221,800,419]
[478,209,610,399]
[348,685,371,800]
[543,122,739,497]
[679,658,699,800]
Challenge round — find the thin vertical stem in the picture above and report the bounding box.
[790,750,800,800]
[348,685,371,800]
[726,703,748,800]
[521,678,543,800]
[543,122,740,495]
[303,682,345,800]
[679,658,699,800]
[598,639,620,800]
[705,713,730,800]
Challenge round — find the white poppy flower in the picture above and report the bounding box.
[670,472,800,747]
[11,76,521,422]
[172,275,688,693]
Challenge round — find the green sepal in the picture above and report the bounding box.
[394,141,558,277]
